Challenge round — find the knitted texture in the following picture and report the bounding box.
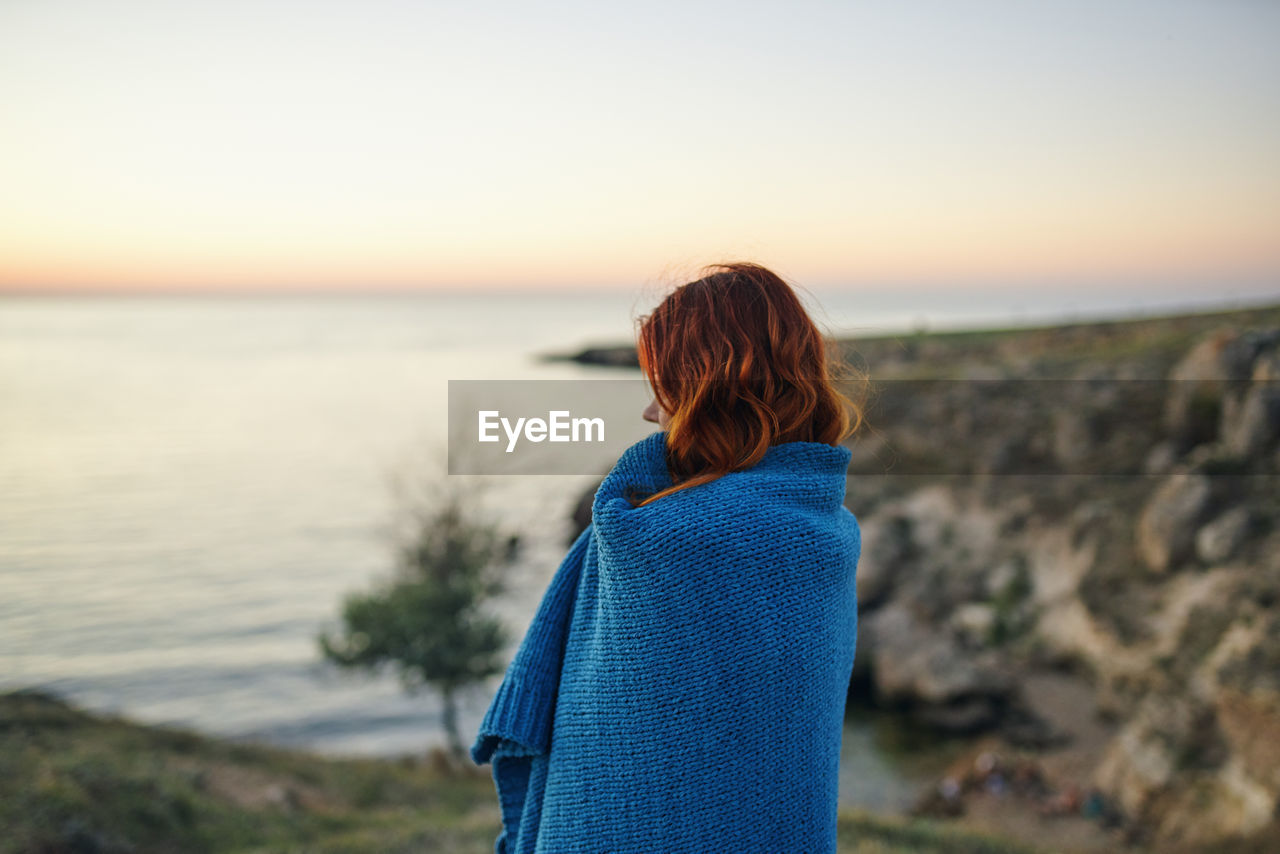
[471,429,861,854]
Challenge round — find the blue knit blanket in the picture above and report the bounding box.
[471,429,861,853]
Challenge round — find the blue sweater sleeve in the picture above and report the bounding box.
[470,522,595,853]
[472,522,593,763]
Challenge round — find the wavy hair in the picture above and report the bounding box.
[626,262,869,507]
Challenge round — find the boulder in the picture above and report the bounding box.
[1195,507,1253,565]
[865,603,1013,731]
[1094,694,1206,817]
[1163,329,1278,452]
[1215,688,1280,792]
[1098,685,1278,847]
[1135,473,1213,572]
[1222,351,1280,458]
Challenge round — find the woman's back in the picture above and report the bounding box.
[475,430,861,853]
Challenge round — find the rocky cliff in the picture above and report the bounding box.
[839,308,1279,849]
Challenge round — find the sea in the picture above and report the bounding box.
[1,281,1274,811]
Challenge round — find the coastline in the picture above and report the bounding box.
[541,298,1280,376]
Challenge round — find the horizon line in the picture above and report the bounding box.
[2,290,1276,341]
[1,273,1277,300]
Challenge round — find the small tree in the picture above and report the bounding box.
[318,466,514,763]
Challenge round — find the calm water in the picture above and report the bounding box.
[1,284,1271,811]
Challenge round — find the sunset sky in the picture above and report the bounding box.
[2,0,1278,294]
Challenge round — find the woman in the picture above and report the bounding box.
[472,262,867,853]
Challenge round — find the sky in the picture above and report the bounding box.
[1,0,1278,294]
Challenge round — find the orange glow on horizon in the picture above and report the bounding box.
[2,231,1277,294]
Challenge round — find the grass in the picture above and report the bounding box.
[1,688,498,854]
[1,688,1039,854]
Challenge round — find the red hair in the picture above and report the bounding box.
[628,262,868,507]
